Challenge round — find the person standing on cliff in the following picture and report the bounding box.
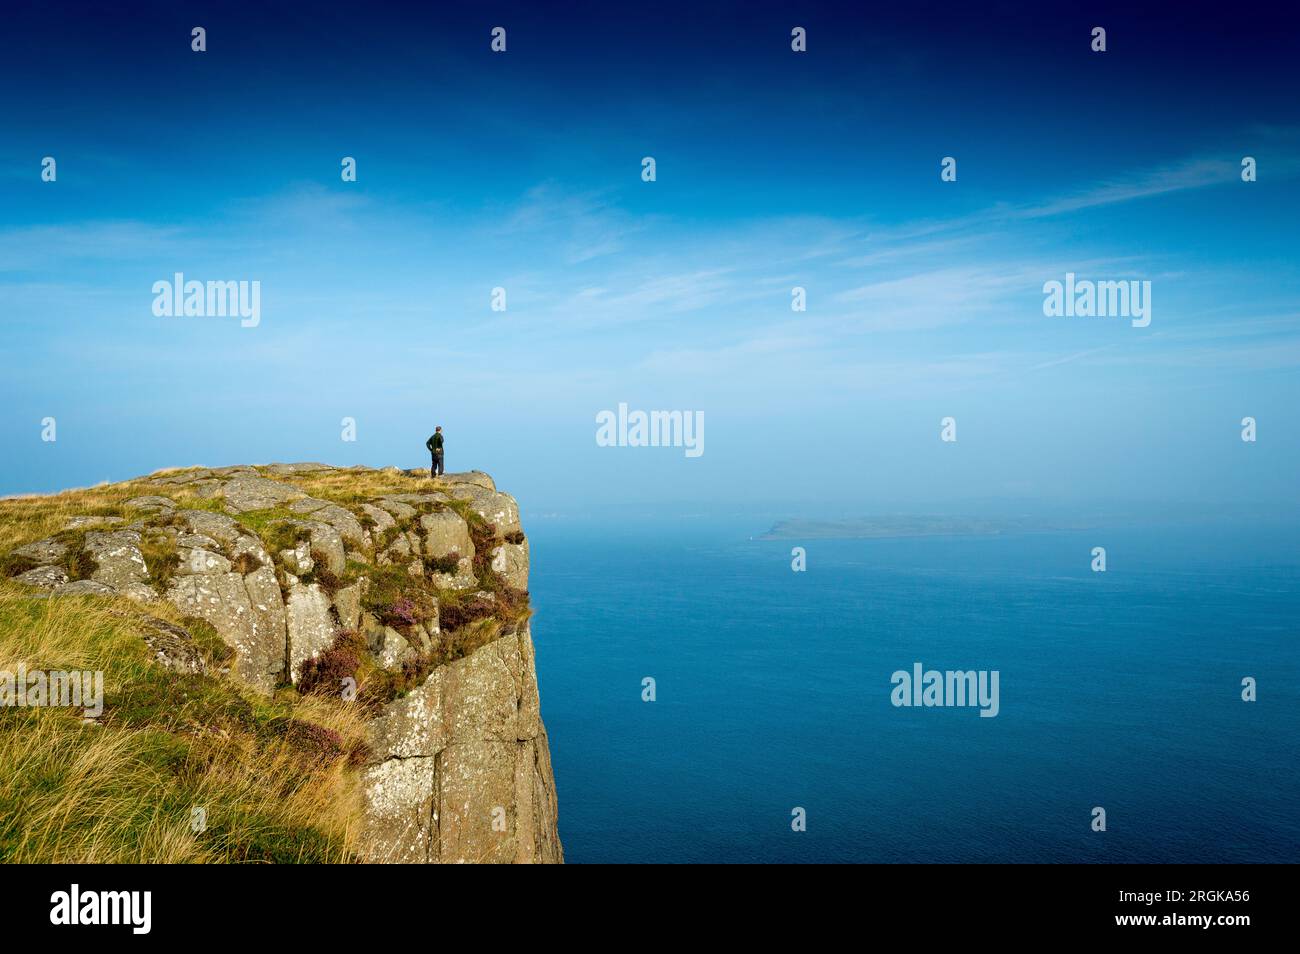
[427,426,444,478]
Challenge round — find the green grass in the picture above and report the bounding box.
[48,528,99,581]
[230,507,307,554]
[0,584,367,863]
[138,533,180,588]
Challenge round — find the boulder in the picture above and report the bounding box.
[166,573,284,692]
[374,499,418,521]
[286,582,335,682]
[302,521,346,576]
[13,538,68,564]
[133,616,208,674]
[408,621,436,651]
[307,503,365,546]
[279,541,314,575]
[418,511,477,587]
[419,510,473,559]
[375,626,417,669]
[360,504,396,533]
[124,496,177,512]
[382,534,412,560]
[190,480,224,497]
[489,540,529,590]
[149,468,214,485]
[431,562,477,591]
[178,510,244,547]
[454,486,522,536]
[440,471,496,491]
[84,530,150,587]
[119,583,159,603]
[360,611,386,650]
[176,548,232,575]
[243,564,289,677]
[229,534,270,567]
[333,579,366,631]
[219,476,305,513]
[15,565,69,589]
[58,579,118,596]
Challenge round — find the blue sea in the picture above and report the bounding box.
[528,516,1300,863]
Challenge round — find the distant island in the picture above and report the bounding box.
[757,515,1092,540]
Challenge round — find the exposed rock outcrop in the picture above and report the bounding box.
[285,581,334,682]
[167,571,284,692]
[359,624,560,863]
[1,462,561,864]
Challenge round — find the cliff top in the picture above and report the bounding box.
[0,463,555,863]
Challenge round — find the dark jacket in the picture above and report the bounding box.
[426,433,444,453]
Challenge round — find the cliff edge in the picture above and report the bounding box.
[0,463,561,864]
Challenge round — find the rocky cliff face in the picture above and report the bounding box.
[6,463,562,864]
[361,624,561,862]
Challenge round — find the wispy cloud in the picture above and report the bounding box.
[497,183,644,264]
[0,221,184,272]
[1017,157,1243,218]
[1027,343,1121,372]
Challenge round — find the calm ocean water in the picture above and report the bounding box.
[528,516,1299,863]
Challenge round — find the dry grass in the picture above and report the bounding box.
[272,466,450,505]
[0,707,363,863]
[0,478,224,557]
[0,583,367,863]
[0,464,521,863]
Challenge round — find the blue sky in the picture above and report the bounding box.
[2,1,1298,517]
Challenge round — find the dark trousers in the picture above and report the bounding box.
[430,450,444,477]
